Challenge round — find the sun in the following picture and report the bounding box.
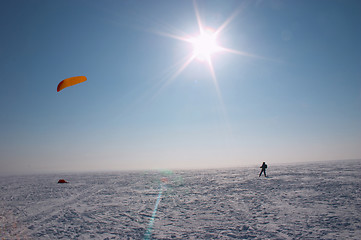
[146,1,268,132]
[189,28,220,61]
[150,0,261,102]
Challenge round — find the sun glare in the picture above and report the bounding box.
[148,1,267,135]
[151,0,259,105]
[189,28,220,61]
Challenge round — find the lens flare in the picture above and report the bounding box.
[144,183,164,240]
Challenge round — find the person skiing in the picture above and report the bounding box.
[259,162,267,177]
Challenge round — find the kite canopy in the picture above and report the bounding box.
[58,179,68,183]
[57,76,87,92]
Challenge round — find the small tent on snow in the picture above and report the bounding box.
[58,179,68,183]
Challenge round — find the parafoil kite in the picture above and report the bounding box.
[57,76,87,92]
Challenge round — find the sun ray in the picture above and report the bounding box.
[149,54,196,101]
[220,47,283,62]
[206,58,221,101]
[149,30,193,43]
[206,57,232,134]
[124,53,196,113]
[164,54,196,88]
[220,47,265,58]
[193,0,204,35]
[214,4,245,36]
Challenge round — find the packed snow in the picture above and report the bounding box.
[1,160,360,239]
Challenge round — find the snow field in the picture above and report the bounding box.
[1,160,360,239]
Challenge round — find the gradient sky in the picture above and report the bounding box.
[1,0,360,175]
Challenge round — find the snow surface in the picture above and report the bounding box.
[1,160,360,239]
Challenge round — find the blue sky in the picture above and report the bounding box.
[1,0,360,174]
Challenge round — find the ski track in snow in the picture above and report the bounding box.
[1,160,360,239]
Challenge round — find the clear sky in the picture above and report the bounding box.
[1,0,360,175]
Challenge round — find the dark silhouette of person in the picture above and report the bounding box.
[259,162,267,177]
